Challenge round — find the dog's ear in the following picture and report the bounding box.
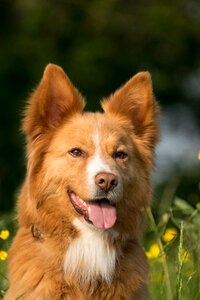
[102,72,159,149]
[22,64,85,141]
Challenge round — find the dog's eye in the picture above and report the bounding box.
[113,151,128,160]
[69,148,85,157]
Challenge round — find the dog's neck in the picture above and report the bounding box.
[63,218,119,284]
[30,218,137,285]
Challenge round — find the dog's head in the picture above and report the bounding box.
[21,64,159,235]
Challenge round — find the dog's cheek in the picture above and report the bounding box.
[45,155,92,201]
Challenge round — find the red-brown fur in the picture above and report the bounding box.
[6,64,159,300]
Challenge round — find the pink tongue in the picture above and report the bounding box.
[87,201,117,229]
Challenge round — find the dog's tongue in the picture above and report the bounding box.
[87,201,117,229]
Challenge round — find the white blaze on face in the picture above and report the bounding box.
[86,125,112,196]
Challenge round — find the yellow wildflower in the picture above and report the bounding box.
[162,227,177,242]
[0,229,10,240]
[198,151,200,160]
[0,250,8,261]
[146,243,160,259]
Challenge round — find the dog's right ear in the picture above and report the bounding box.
[22,64,85,142]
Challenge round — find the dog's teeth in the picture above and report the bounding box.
[80,199,87,208]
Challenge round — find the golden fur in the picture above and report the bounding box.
[6,64,159,300]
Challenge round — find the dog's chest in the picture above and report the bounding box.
[64,218,116,283]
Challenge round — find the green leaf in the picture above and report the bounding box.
[174,197,194,214]
[196,202,200,210]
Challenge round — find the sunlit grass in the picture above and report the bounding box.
[0,213,16,299]
[145,196,200,300]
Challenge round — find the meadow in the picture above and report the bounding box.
[0,189,200,300]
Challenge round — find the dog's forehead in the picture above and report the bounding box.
[50,112,133,154]
[63,112,130,142]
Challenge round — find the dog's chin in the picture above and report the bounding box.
[67,191,117,230]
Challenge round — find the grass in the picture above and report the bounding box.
[145,193,200,300]
[0,192,200,299]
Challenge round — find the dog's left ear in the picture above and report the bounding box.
[102,72,159,149]
[23,64,85,142]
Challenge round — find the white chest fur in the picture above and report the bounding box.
[64,218,116,283]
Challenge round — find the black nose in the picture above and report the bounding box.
[95,172,118,192]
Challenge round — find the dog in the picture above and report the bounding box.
[5,64,159,300]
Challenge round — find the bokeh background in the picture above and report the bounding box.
[0,0,200,214]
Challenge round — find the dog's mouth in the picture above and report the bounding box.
[68,191,117,229]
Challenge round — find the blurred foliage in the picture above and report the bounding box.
[145,194,200,300]
[0,213,17,295]
[0,0,200,211]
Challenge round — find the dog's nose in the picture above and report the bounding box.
[95,172,118,192]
